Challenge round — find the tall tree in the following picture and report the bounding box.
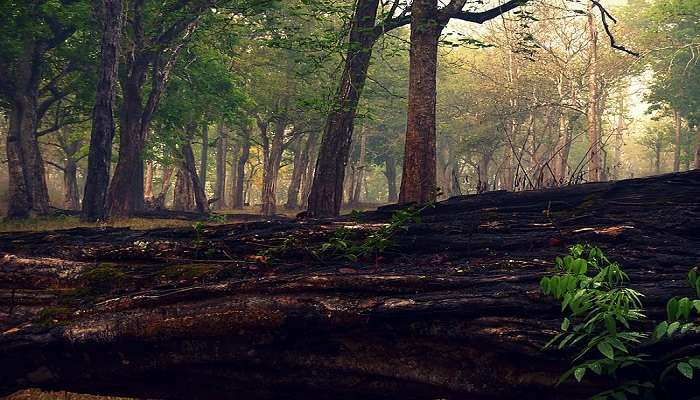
[398,0,530,204]
[0,1,86,218]
[82,0,123,221]
[307,0,410,217]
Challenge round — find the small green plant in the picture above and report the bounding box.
[207,214,227,223]
[541,244,700,399]
[312,204,428,262]
[192,221,206,247]
[261,204,431,264]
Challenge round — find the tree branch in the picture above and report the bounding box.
[590,0,639,57]
[451,0,530,24]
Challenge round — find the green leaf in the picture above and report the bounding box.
[574,367,586,382]
[589,362,602,375]
[667,321,681,337]
[689,358,700,368]
[654,321,668,340]
[561,318,570,331]
[677,362,694,379]
[597,342,615,360]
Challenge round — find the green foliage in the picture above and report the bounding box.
[313,204,429,262]
[263,204,430,264]
[542,245,700,399]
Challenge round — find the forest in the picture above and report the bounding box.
[0,0,699,399]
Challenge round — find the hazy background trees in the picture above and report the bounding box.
[1,0,699,219]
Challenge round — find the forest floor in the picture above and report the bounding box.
[1,172,699,399]
[0,204,382,233]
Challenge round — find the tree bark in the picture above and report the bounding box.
[299,131,320,209]
[673,110,682,172]
[399,0,442,204]
[183,129,210,214]
[232,126,251,209]
[1,171,700,400]
[62,160,80,211]
[200,123,209,192]
[173,166,195,212]
[5,66,50,219]
[144,161,155,200]
[214,122,227,210]
[261,118,286,216]
[82,0,122,221]
[307,0,380,217]
[586,1,602,182]
[285,137,304,210]
[384,155,398,203]
[351,126,368,205]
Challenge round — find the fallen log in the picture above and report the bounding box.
[1,171,700,399]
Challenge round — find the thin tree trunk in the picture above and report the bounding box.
[352,126,368,205]
[586,1,602,182]
[299,131,320,209]
[307,0,380,217]
[399,0,441,204]
[63,160,80,210]
[285,137,305,210]
[144,161,154,200]
[182,137,209,214]
[673,110,682,172]
[200,123,209,192]
[233,127,251,209]
[228,141,240,208]
[214,122,227,210]
[261,119,286,216]
[384,156,398,203]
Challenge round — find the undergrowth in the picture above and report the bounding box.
[541,244,700,399]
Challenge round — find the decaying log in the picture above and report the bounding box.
[1,171,700,399]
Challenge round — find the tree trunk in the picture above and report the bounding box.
[200,123,209,192]
[285,137,304,210]
[384,156,398,203]
[232,127,251,209]
[261,119,286,216]
[553,74,570,185]
[2,171,700,400]
[106,1,185,218]
[5,88,50,219]
[144,161,155,200]
[82,0,122,221]
[182,130,209,214]
[673,110,682,172]
[63,160,80,211]
[586,1,602,182]
[299,131,320,209]
[307,0,380,217]
[214,122,227,210]
[154,165,175,209]
[477,154,491,194]
[173,166,195,212]
[399,0,441,204]
[228,141,239,208]
[351,126,368,205]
